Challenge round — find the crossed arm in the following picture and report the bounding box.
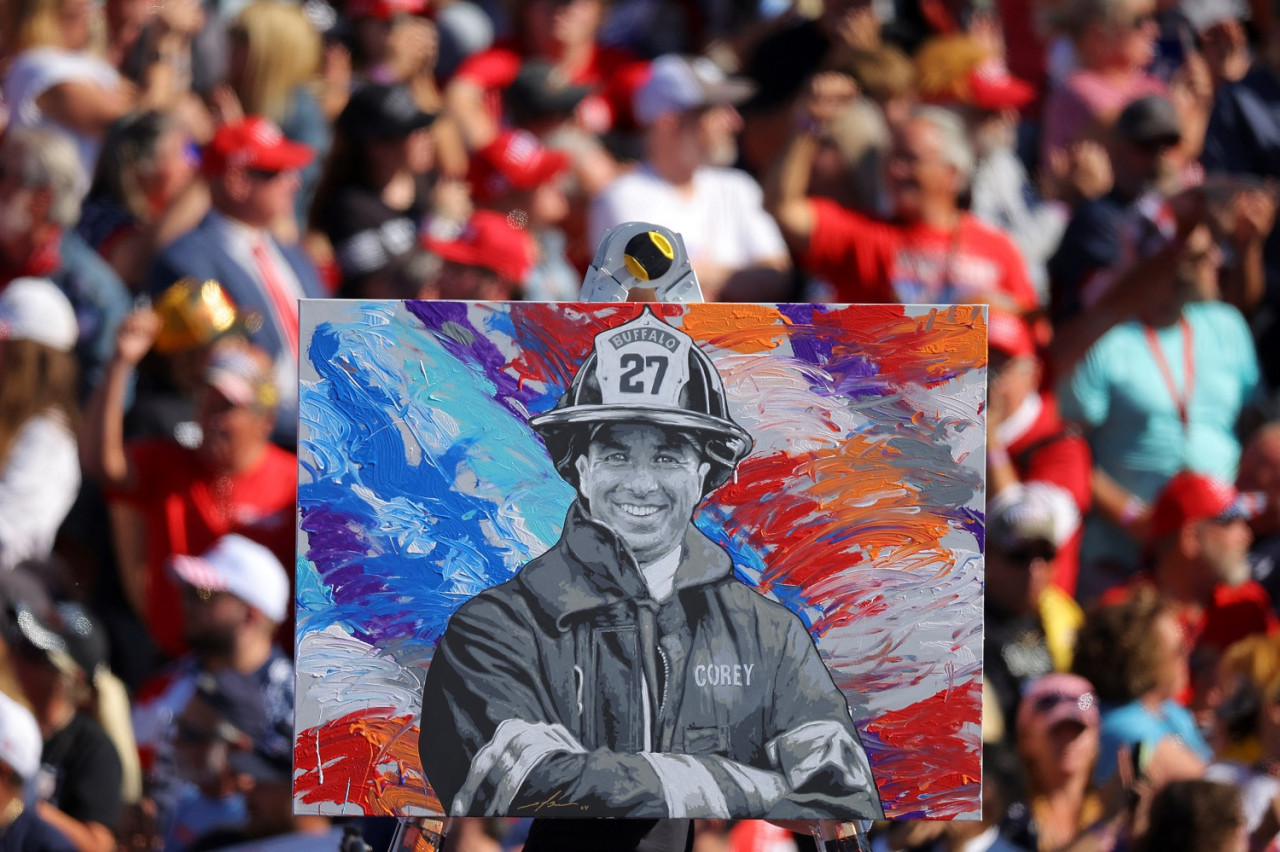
[418,600,883,820]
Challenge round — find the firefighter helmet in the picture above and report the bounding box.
[530,308,753,494]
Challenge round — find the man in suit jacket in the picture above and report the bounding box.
[147,117,324,445]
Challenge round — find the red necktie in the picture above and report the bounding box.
[252,237,300,355]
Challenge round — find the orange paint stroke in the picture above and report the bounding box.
[678,305,792,353]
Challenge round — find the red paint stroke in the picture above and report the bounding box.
[717,435,960,594]
[865,680,983,818]
[295,687,979,819]
[295,710,441,816]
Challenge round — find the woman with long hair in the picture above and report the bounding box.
[0,278,82,572]
[220,1,329,232]
[77,110,208,289]
[0,0,193,179]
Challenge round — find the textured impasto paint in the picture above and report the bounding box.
[294,301,986,819]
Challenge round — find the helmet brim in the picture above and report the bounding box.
[530,404,753,463]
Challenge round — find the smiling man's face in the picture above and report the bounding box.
[575,423,710,565]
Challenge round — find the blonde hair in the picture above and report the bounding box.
[232,2,321,122]
[914,35,990,104]
[1,0,62,53]
[0,339,80,467]
[835,46,917,104]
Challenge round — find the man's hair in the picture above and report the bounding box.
[911,106,975,187]
[1136,780,1244,852]
[1060,0,1134,40]
[89,110,179,221]
[1,128,86,227]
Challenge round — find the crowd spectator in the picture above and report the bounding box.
[129,534,293,847]
[0,279,81,573]
[1240,423,1280,606]
[1134,778,1248,852]
[309,82,439,293]
[0,690,75,852]
[469,129,579,300]
[9,601,123,852]
[769,99,1037,309]
[221,1,330,230]
[1202,4,1280,387]
[76,110,207,290]
[591,54,792,301]
[1072,587,1211,786]
[985,494,1084,736]
[914,34,1066,299]
[82,316,295,659]
[1008,673,1103,851]
[0,128,131,397]
[1204,634,1280,832]
[987,310,1092,595]
[0,0,134,180]
[1097,472,1276,704]
[145,116,322,440]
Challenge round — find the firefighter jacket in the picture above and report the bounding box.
[418,502,884,820]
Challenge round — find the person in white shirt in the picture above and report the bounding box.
[0,277,82,572]
[589,54,792,301]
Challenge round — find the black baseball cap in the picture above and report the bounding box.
[1115,95,1182,148]
[338,83,437,142]
[505,60,594,124]
[11,602,107,678]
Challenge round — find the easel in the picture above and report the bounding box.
[383,222,872,852]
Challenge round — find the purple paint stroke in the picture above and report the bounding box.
[403,300,541,420]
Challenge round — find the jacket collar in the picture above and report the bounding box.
[519,501,732,631]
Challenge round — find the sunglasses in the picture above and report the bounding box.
[1004,545,1057,564]
[247,167,288,181]
[1031,690,1092,716]
[1125,11,1157,29]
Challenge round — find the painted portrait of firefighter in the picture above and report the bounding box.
[417,307,884,820]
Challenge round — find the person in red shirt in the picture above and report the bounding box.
[82,308,296,659]
[1100,471,1277,705]
[766,91,1038,310]
[444,0,646,147]
[986,310,1093,595]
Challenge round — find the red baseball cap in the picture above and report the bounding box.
[470,130,570,203]
[1149,471,1257,542]
[987,310,1036,359]
[966,59,1035,112]
[202,117,313,176]
[1016,673,1100,734]
[346,0,427,19]
[422,211,536,284]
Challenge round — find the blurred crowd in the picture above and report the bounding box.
[0,0,1280,849]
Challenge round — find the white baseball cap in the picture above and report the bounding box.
[0,277,78,352]
[633,55,756,126]
[169,534,290,623]
[0,691,42,781]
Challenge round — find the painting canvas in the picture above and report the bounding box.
[294,300,987,821]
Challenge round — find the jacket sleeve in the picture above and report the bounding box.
[761,616,885,820]
[419,595,796,818]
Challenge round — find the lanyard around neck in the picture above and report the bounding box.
[1143,316,1194,426]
